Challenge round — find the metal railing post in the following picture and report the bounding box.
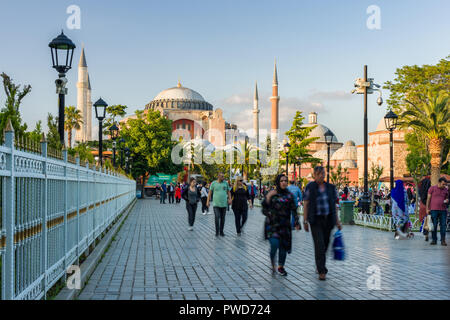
[40,137,48,300]
[62,149,68,274]
[4,122,15,299]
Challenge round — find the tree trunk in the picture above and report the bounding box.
[429,138,443,186]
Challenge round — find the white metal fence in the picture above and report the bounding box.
[0,128,136,300]
[353,212,421,231]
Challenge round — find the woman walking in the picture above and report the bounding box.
[182,178,201,231]
[175,184,182,204]
[201,183,210,215]
[262,174,299,276]
[231,177,252,236]
[391,179,409,239]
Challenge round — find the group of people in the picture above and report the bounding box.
[155,182,182,204]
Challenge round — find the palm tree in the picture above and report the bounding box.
[400,90,449,185]
[64,106,83,148]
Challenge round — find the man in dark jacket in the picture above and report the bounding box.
[303,166,342,281]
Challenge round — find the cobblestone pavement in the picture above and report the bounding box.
[77,199,450,300]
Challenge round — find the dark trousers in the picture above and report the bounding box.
[160,191,166,203]
[186,202,197,227]
[214,207,227,235]
[201,197,209,213]
[269,237,287,266]
[310,216,334,275]
[232,207,248,233]
[250,195,255,206]
[168,192,175,203]
[176,197,181,203]
[431,210,447,242]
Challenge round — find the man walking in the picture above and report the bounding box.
[303,166,342,281]
[168,182,175,204]
[160,181,167,204]
[287,180,302,229]
[207,172,232,237]
[248,181,258,208]
[426,177,449,246]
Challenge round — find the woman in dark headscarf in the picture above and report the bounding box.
[262,174,300,276]
[391,179,409,238]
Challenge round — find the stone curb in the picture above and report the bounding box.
[55,198,137,300]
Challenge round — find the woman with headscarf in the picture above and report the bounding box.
[391,179,409,238]
[262,174,300,276]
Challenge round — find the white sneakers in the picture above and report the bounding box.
[202,212,207,215]
[188,226,193,231]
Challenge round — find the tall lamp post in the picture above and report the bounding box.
[49,31,76,146]
[351,65,383,214]
[384,110,398,192]
[109,123,119,167]
[125,147,130,174]
[284,142,290,179]
[324,129,334,184]
[93,98,108,166]
[119,138,125,169]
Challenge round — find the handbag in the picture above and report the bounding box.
[426,215,434,232]
[332,230,345,261]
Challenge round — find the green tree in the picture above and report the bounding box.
[65,106,83,148]
[0,73,31,141]
[368,164,384,212]
[29,121,43,143]
[46,113,62,150]
[119,110,182,183]
[330,164,350,192]
[68,141,95,164]
[384,57,450,185]
[283,111,321,179]
[103,104,127,136]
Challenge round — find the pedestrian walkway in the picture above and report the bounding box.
[77,199,450,300]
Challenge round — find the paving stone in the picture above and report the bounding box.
[77,199,450,300]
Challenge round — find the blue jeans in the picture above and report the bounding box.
[431,210,447,242]
[269,237,287,267]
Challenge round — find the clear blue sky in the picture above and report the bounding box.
[0,0,449,144]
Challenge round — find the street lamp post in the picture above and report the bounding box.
[351,65,383,214]
[93,98,108,166]
[109,123,119,167]
[324,129,333,184]
[284,142,290,179]
[384,110,398,192]
[49,31,76,146]
[119,138,125,169]
[125,147,130,174]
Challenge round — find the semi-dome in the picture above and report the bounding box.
[331,141,358,161]
[145,81,213,111]
[312,149,335,162]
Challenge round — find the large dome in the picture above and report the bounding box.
[153,85,205,102]
[303,123,339,143]
[146,81,213,111]
[331,140,358,161]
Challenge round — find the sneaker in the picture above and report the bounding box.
[237,232,241,237]
[188,226,193,231]
[441,240,447,246]
[220,233,225,237]
[425,235,429,242]
[430,241,437,245]
[202,212,206,215]
[277,267,287,276]
[319,273,326,281]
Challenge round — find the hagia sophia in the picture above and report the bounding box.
[75,49,410,186]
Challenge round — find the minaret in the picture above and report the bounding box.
[253,81,260,146]
[86,75,92,141]
[270,59,280,141]
[76,47,89,143]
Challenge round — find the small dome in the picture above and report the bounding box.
[340,160,357,169]
[303,123,339,143]
[331,143,358,161]
[344,140,355,147]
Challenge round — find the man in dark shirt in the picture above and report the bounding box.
[160,181,167,204]
[303,166,342,281]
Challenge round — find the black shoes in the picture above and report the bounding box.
[220,233,225,237]
[431,241,437,245]
[442,240,447,246]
